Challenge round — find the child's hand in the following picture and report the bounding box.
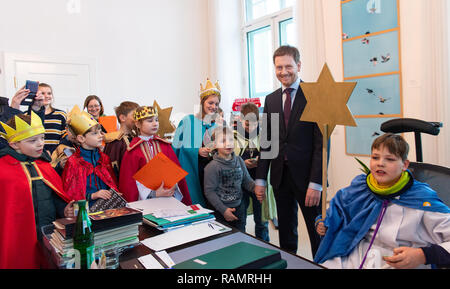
[92,189,112,200]
[155,182,176,197]
[64,200,75,217]
[223,208,238,222]
[383,247,426,269]
[316,222,327,236]
[254,185,266,203]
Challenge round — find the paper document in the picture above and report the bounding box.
[141,221,231,251]
[127,197,190,216]
[138,250,175,269]
[128,198,213,220]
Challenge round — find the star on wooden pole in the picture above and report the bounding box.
[300,63,357,138]
[300,63,357,219]
[153,100,176,139]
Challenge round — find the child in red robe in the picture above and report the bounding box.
[0,112,73,269]
[62,106,118,207]
[119,106,192,205]
[103,101,139,180]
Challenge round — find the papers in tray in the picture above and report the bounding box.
[127,197,214,231]
[127,197,190,215]
[141,220,231,252]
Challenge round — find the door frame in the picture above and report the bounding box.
[2,52,97,100]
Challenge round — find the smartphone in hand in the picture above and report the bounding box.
[20,80,39,106]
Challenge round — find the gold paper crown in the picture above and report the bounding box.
[134,106,158,122]
[200,78,221,100]
[67,105,99,135]
[0,111,45,143]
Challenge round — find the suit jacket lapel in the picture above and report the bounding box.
[286,84,306,136]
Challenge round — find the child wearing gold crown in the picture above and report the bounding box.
[119,106,192,204]
[0,112,73,269]
[61,106,118,208]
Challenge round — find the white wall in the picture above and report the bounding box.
[0,0,210,122]
[207,0,244,122]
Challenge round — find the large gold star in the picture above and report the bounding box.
[300,63,357,139]
[153,100,176,139]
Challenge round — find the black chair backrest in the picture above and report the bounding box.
[381,118,441,135]
[381,118,442,162]
[408,162,450,207]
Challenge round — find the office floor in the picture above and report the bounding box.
[245,205,313,261]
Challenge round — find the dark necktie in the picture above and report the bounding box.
[283,88,294,128]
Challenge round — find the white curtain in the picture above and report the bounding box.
[295,0,327,82]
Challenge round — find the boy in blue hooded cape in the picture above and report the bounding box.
[315,133,450,269]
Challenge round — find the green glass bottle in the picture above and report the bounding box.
[73,200,95,269]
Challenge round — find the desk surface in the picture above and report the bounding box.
[120,224,323,269]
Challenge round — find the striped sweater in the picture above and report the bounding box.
[44,109,67,154]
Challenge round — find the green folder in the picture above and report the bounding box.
[261,259,287,269]
[143,213,213,229]
[173,242,283,269]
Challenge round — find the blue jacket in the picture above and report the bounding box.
[314,173,450,264]
[79,147,110,207]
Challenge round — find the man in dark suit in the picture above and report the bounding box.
[255,45,323,257]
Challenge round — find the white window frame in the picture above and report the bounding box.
[241,2,293,100]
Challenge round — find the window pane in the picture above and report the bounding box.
[247,26,274,99]
[245,0,281,22]
[281,0,294,9]
[279,18,295,46]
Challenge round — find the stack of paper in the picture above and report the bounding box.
[127,197,215,231]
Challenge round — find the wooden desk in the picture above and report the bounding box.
[119,223,323,269]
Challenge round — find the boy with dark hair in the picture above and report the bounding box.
[104,101,140,179]
[0,112,73,268]
[315,133,450,269]
[234,102,270,241]
[62,106,118,208]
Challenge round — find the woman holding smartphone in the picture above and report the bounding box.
[9,83,65,154]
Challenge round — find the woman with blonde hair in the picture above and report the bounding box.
[38,83,67,154]
[172,79,221,207]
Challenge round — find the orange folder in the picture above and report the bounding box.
[98,116,118,133]
[132,152,188,190]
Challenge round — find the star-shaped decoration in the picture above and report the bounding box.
[300,63,357,139]
[153,100,176,139]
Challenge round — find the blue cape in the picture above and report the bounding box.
[314,173,450,264]
[172,114,216,207]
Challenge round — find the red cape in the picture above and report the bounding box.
[119,137,192,205]
[62,148,118,201]
[0,155,70,269]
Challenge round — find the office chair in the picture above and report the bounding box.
[381,118,449,206]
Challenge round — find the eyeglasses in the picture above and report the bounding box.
[88,105,101,109]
